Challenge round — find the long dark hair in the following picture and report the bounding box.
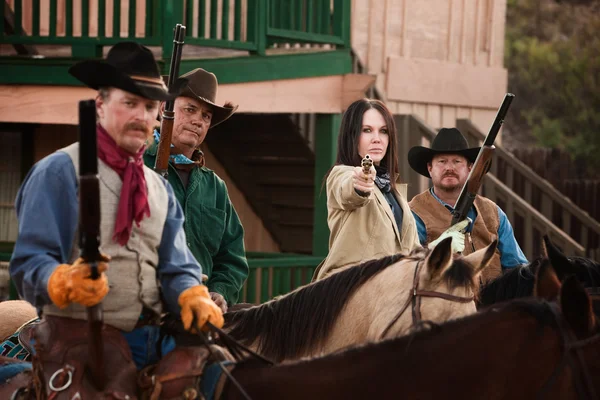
[326,99,400,186]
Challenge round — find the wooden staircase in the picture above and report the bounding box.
[206,113,315,254]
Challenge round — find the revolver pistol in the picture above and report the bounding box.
[361,154,373,175]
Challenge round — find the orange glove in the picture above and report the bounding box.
[47,255,110,309]
[178,285,224,333]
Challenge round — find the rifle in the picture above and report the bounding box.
[78,99,106,389]
[154,23,186,178]
[450,93,515,226]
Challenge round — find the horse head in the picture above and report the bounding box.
[402,237,497,329]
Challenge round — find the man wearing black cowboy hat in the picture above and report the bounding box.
[144,68,248,313]
[408,127,528,283]
[10,42,224,371]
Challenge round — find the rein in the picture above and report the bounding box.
[536,300,600,400]
[379,260,474,339]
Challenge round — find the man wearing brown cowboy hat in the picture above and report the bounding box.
[144,68,248,313]
[408,127,528,283]
[10,42,224,371]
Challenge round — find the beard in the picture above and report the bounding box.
[435,173,464,192]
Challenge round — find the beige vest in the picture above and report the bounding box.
[43,143,169,331]
[409,190,502,283]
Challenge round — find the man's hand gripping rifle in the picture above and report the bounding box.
[450,93,515,228]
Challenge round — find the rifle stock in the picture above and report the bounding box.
[154,24,186,178]
[450,93,515,226]
[78,99,106,390]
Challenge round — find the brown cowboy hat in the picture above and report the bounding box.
[69,41,186,101]
[408,127,480,178]
[164,68,238,127]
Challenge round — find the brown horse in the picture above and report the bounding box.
[223,238,496,362]
[220,261,600,400]
[479,235,600,308]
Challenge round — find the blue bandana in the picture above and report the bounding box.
[153,130,196,165]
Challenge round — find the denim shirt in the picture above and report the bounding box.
[412,188,528,268]
[10,151,203,314]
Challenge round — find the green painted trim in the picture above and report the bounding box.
[176,49,352,84]
[312,113,340,257]
[267,27,345,45]
[0,36,160,45]
[247,256,323,268]
[0,50,351,86]
[184,37,257,50]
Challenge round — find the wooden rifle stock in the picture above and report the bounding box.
[78,99,106,390]
[450,93,515,226]
[154,24,186,178]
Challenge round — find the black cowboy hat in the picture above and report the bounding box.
[408,127,480,178]
[164,68,238,127]
[69,41,186,101]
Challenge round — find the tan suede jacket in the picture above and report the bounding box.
[313,165,421,281]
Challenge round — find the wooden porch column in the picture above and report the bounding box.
[312,113,340,257]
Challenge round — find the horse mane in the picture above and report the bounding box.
[234,297,562,370]
[478,258,542,307]
[224,252,408,362]
[479,255,600,308]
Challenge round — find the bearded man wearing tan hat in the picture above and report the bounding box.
[144,68,248,313]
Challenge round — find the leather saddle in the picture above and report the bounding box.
[31,315,138,399]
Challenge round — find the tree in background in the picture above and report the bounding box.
[505,0,600,176]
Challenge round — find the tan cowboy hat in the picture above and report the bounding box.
[164,68,238,127]
[69,42,186,101]
[408,128,480,178]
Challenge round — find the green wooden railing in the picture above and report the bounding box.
[1,0,350,59]
[242,252,322,304]
[1,246,322,304]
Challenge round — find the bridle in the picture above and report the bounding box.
[380,260,475,339]
[536,298,600,400]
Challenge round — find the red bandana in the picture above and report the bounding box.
[96,125,151,245]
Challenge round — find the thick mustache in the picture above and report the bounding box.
[125,122,150,134]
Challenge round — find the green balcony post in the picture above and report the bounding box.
[49,0,57,37]
[128,0,137,38]
[210,0,218,39]
[161,1,184,68]
[222,0,229,40]
[333,0,350,48]
[185,0,194,36]
[99,0,106,37]
[32,0,40,35]
[248,0,266,55]
[312,113,341,257]
[234,0,241,41]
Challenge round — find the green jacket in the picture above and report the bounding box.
[144,142,249,304]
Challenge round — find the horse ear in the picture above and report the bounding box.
[560,275,595,339]
[461,239,498,275]
[543,235,574,281]
[425,236,454,278]
[534,259,561,301]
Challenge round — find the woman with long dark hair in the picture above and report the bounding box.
[313,98,421,280]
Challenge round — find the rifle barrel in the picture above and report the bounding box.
[78,99,106,390]
[449,93,515,227]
